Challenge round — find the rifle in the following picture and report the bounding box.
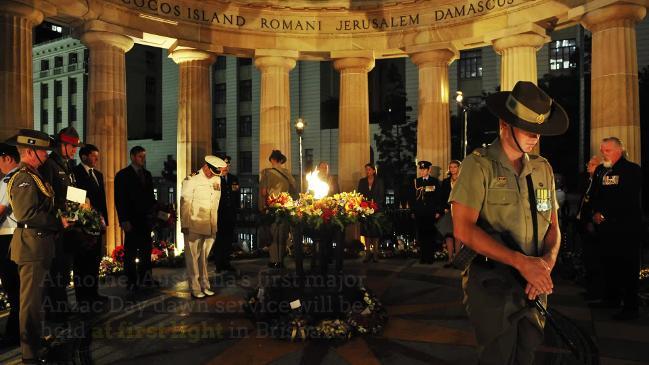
[453,234,582,362]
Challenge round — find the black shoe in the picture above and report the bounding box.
[612,308,639,321]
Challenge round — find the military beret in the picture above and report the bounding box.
[418,161,432,169]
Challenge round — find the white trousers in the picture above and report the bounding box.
[184,232,214,293]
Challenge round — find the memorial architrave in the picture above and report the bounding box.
[0,0,646,252]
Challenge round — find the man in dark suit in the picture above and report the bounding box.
[114,146,157,290]
[214,155,239,273]
[72,144,108,304]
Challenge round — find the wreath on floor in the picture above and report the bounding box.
[244,274,387,342]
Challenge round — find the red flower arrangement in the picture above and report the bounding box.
[111,245,125,264]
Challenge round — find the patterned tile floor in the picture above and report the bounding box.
[0,258,647,364]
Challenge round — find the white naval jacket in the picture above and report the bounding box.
[180,169,222,236]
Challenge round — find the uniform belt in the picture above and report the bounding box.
[16,223,31,229]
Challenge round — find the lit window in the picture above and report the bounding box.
[458,50,482,80]
[240,187,253,209]
[549,39,577,71]
[51,25,62,33]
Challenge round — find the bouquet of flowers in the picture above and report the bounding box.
[294,193,345,232]
[346,287,387,335]
[264,192,296,225]
[152,240,175,259]
[99,256,123,278]
[111,245,125,264]
[313,319,351,340]
[57,200,105,236]
[335,191,386,236]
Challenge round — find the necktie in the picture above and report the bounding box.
[137,169,146,185]
[89,168,99,186]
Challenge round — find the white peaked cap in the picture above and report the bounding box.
[205,155,227,169]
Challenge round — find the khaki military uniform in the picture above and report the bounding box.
[180,169,221,294]
[449,138,557,365]
[8,163,60,361]
[259,167,297,264]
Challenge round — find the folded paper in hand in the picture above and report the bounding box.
[66,186,87,204]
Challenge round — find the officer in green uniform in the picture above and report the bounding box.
[259,150,297,269]
[449,81,568,365]
[6,129,68,364]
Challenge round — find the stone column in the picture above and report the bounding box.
[0,1,43,139]
[169,48,216,180]
[81,31,134,253]
[332,52,375,192]
[493,33,547,91]
[493,32,547,154]
[583,4,646,164]
[410,49,456,173]
[254,50,298,172]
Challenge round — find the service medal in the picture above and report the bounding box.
[536,188,551,212]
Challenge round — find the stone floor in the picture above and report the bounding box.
[0,257,647,365]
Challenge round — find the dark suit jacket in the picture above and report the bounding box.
[357,176,385,210]
[114,165,156,228]
[218,173,240,217]
[72,164,108,224]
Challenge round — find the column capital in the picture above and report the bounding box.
[0,1,44,24]
[492,32,548,54]
[255,52,297,71]
[581,3,646,32]
[81,31,134,52]
[169,48,217,64]
[332,50,375,72]
[410,49,457,67]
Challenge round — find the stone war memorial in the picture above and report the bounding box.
[0,0,648,364]
[1,0,646,249]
